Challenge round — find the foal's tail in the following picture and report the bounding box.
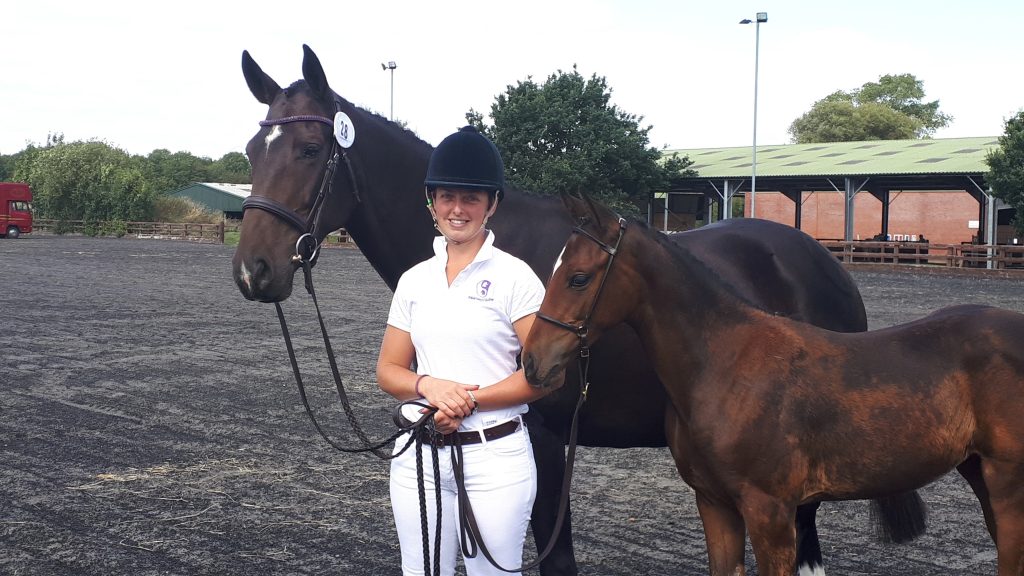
[871,491,928,543]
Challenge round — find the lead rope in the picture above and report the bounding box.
[415,428,444,576]
[446,356,590,574]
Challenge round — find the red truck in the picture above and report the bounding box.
[0,182,33,238]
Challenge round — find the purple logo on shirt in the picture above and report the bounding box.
[476,280,492,297]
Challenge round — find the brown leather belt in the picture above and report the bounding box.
[417,419,521,447]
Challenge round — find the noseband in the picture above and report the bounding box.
[241,101,361,265]
[537,217,627,359]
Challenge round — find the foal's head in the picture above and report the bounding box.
[523,194,638,389]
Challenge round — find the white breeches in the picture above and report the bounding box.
[390,419,537,576]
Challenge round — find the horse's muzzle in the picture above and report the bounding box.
[523,352,566,390]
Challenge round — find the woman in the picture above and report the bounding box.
[376,125,549,576]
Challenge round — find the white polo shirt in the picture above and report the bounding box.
[387,230,545,430]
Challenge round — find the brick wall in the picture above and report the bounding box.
[747,190,981,245]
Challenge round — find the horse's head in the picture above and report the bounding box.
[232,45,364,302]
[523,194,635,389]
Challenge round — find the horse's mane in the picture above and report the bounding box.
[281,80,432,151]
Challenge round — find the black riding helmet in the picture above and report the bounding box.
[424,125,505,204]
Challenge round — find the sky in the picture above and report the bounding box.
[3,0,1023,160]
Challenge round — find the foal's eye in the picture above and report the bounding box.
[569,273,590,289]
[302,144,321,159]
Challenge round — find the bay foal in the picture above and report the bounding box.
[524,194,1024,575]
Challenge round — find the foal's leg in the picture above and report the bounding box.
[957,455,998,542]
[742,494,798,576]
[695,494,746,576]
[978,459,1024,575]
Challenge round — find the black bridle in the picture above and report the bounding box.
[241,101,361,266]
[240,104,405,458]
[537,216,628,365]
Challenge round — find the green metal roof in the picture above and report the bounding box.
[168,182,251,214]
[664,136,999,178]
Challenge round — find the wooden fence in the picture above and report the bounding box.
[32,219,354,246]
[818,240,1024,270]
[34,219,228,243]
[28,219,1024,270]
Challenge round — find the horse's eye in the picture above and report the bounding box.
[302,144,320,159]
[569,273,590,289]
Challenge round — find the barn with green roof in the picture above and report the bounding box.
[658,136,1009,245]
[168,182,252,220]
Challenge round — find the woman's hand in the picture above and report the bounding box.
[419,376,479,419]
[430,411,462,435]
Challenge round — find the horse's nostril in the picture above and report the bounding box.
[523,353,544,388]
[252,257,273,291]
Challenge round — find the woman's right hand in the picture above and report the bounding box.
[430,411,462,435]
[418,376,479,419]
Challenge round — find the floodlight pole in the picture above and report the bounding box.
[381,61,397,120]
[740,12,767,218]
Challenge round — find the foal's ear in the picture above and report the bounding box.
[560,192,591,225]
[301,44,332,102]
[561,191,585,220]
[242,50,281,106]
[579,193,605,227]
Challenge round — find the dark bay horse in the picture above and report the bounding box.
[231,45,924,575]
[524,194,1024,575]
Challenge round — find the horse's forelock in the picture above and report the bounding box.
[283,80,310,99]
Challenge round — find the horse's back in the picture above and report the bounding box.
[670,218,867,332]
[793,304,1024,406]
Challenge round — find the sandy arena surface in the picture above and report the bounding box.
[3,235,1024,575]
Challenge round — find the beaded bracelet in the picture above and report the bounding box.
[414,374,428,397]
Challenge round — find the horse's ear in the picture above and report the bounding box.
[560,192,591,225]
[579,192,605,227]
[301,44,332,102]
[242,50,281,106]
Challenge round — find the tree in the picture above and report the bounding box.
[789,99,921,143]
[13,140,155,222]
[857,74,952,135]
[142,149,213,194]
[208,152,251,184]
[789,73,952,143]
[467,67,693,215]
[986,110,1024,234]
[0,153,16,181]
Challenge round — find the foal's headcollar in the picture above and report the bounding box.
[536,216,628,353]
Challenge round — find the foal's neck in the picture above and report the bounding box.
[627,227,757,409]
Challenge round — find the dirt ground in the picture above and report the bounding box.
[3,235,1024,575]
